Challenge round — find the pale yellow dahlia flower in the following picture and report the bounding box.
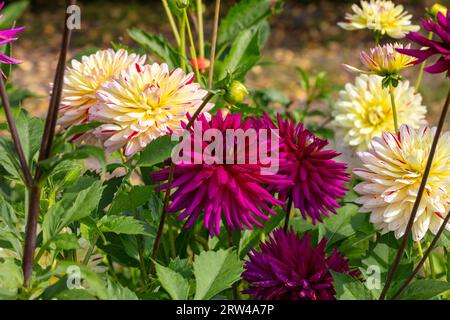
[344,43,416,76]
[91,63,213,157]
[333,74,427,151]
[58,49,146,129]
[353,125,450,241]
[338,0,419,39]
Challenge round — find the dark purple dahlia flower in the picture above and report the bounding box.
[242,228,356,300]
[151,111,291,236]
[0,2,25,66]
[254,114,349,224]
[397,11,450,76]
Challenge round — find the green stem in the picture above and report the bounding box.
[184,10,202,82]
[426,242,436,279]
[416,240,428,277]
[414,32,433,93]
[167,215,176,258]
[196,0,204,59]
[82,233,99,265]
[389,83,399,133]
[179,15,186,71]
[161,0,181,46]
[208,0,221,89]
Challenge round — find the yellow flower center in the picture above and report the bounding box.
[367,105,385,126]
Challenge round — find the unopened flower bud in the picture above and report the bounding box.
[225,80,249,104]
[176,0,190,9]
[430,4,447,18]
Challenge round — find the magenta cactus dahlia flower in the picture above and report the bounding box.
[397,11,450,76]
[254,114,349,224]
[0,2,25,66]
[242,228,357,300]
[151,111,291,236]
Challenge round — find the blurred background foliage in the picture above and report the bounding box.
[5,0,449,130]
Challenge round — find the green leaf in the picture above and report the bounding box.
[218,26,261,81]
[0,137,21,179]
[0,259,23,299]
[318,204,359,245]
[399,280,450,300]
[218,0,272,48]
[98,215,147,235]
[42,178,104,243]
[40,145,106,174]
[109,185,155,215]
[104,278,138,300]
[128,28,181,69]
[193,249,243,300]
[51,233,81,250]
[361,233,413,299]
[331,271,372,300]
[155,262,190,300]
[0,1,29,29]
[137,135,178,167]
[296,67,310,92]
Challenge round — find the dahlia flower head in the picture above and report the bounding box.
[354,125,450,241]
[59,49,146,132]
[338,0,419,39]
[253,114,349,224]
[151,111,290,236]
[91,62,213,157]
[397,11,450,76]
[333,74,427,151]
[242,228,357,300]
[344,43,416,76]
[0,2,25,65]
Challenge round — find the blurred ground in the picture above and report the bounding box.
[11,0,449,129]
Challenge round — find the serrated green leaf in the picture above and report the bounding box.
[156,262,190,300]
[109,185,154,215]
[43,178,104,243]
[98,215,147,235]
[193,249,243,300]
[399,280,450,300]
[331,270,372,300]
[137,135,178,167]
[51,233,81,250]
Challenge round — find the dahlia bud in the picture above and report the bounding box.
[176,0,190,9]
[430,3,447,18]
[224,80,249,104]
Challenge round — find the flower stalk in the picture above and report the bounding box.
[208,0,220,89]
[184,10,201,82]
[389,83,398,133]
[196,0,204,59]
[161,0,181,46]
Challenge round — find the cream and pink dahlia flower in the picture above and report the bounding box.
[354,125,450,241]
